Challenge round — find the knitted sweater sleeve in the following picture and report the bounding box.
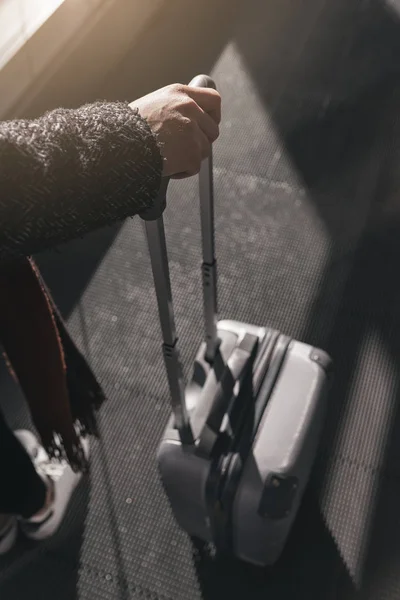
[0,101,163,261]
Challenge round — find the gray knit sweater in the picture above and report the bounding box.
[0,101,163,261]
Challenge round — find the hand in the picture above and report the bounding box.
[130,83,221,179]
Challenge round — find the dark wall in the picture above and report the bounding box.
[12,0,400,122]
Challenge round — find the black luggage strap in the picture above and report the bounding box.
[208,333,292,552]
[196,333,259,458]
[251,335,292,438]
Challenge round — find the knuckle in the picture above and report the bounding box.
[182,116,195,132]
[209,89,221,104]
[169,83,185,94]
[181,115,192,127]
[181,97,197,113]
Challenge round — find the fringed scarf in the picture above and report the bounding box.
[0,257,106,471]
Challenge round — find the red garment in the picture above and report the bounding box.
[0,258,105,471]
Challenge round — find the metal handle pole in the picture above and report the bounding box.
[189,75,219,363]
[144,215,194,445]
[141,74,219,443]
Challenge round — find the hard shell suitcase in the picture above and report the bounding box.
[141,75,332,567]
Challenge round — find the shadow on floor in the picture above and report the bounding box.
[231,0,400,594]
[193,490,354,600]
[0,478,90,600]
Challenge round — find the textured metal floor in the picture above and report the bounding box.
[2,0,400,598]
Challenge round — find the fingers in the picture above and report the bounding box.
[171,172,192,180]
[197,109,219,143]
[197,126,212,160]
[171,126,210,179]
[184,87,221,124]
[179,96,219,142]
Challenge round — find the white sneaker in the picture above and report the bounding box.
[0,517,17,556]
[15,429,90,541]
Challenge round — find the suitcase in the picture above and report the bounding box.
[140,75,332,567]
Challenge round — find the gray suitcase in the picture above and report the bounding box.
[141,75,332,567]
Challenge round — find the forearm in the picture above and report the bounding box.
[0,101,163,261]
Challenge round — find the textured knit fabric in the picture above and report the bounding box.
[0,101,163,261]
[0,101,163,472]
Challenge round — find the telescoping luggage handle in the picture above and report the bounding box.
[141,74,218,445]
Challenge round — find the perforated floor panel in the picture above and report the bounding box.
[2,1,400,598]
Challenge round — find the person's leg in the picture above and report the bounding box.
[0,408,89,549]
[0,259,89,547]
[0,409,47,554]
[0,411,46,518]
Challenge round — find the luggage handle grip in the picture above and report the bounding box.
[196,334,259,458]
